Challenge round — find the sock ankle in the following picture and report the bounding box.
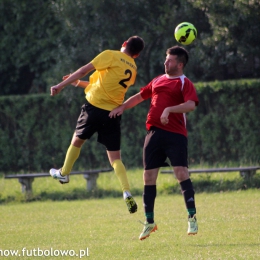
[147,218,154,224]
[145,212,154,223]
[123,191,131,199]
[188,208,196,218]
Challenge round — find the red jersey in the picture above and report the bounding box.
[140,74,199,137]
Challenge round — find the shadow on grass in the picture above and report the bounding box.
[1,174,260,204]
[0,187,144,204]
[161,174,260,194]
[192,243,260,247]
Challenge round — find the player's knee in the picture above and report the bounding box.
[71,136,85,148]
[174,166,189,181]
[143,170,157,185]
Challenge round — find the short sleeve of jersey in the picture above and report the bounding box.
[182,78,199,106]
[140,75,163,100]
[91,50,113,70]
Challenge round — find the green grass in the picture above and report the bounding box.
[0,169,260,259]
[0,168,259,203]
[1,191,260,259]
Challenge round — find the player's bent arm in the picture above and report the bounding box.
[50,63,95,95]
[76,80,89,88]
[62,75,89,88]
[60,63,94,88]
[166,100,196,114]
[160,100,196,125]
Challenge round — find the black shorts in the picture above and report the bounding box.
[143,126,188,170]
[75,101,121,151]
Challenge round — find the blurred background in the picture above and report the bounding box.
[1,0,259,95]
[0,0,260,172]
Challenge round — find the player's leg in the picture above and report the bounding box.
[62,133,85,174]
[107,150,137,214]
[49,133,85,184]
[174,166,198,235]
[107,150,129,192]
[139,168,159,240]
[99,112,137,214]
[50,103,93,184]
[139,127,166,240]
[167,132,198,235]
[174,166,196,217]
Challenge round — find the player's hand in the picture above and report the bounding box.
[160,117,169,125]
[50,85,63,96]
[62,74,70,81]
[160,109,170,125]
[109,106,125,118]
[63,74,79,86]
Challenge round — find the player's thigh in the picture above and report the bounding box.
[166,133,188,167]
[97,115,121,151]
[143,128,168,170]
[75,103,100,139]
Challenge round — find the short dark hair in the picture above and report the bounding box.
[166,46,189,67]
[125,36,145,56]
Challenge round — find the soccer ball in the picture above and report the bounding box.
[174,22,197,45]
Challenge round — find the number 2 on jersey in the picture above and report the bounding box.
[119,69,132,88]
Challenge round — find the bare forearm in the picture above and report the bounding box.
[57,63,94,89]
[109,93,144,118]
[160,100,196,125]
[166,101,196,114]
[76,80,89,89]
[122,93,144,110]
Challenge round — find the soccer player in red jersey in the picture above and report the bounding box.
[109,46,199,239]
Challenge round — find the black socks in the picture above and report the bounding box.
[180,179,196,218]
[143,185,156,223]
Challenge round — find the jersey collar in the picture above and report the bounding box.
[165,74,184,79]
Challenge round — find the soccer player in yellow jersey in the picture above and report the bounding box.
[49,36,145,214]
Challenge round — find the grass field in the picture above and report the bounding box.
[0,169,260,259]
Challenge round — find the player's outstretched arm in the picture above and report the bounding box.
[109,93,144,118]
[50,63,95,96]
[62,74,89,89]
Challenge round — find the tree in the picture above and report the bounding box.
[0,0,65,95]
[52,0,210,84]
[187,0,260,80]
[1,0,259,95]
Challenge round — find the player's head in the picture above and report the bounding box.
[122,36,145,58]
[166,46,189,67]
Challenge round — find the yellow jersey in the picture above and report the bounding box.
[85,50,137,111]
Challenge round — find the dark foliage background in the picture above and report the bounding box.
[0,79,259,173]
[0,0,259,95]
[0,0,259,172]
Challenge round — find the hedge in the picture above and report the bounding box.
[0,79,259,173]
[188,79,260,165]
